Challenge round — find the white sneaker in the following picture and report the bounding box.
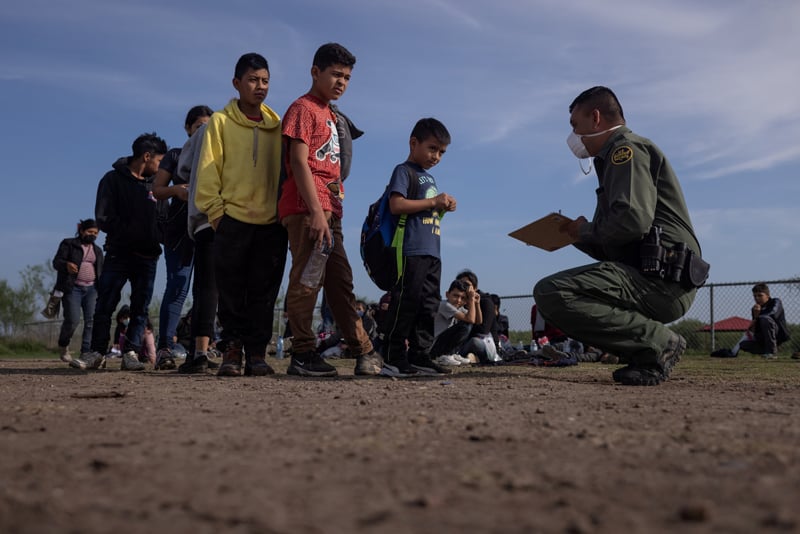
[59,346,72,363]
[453,354,472,365]
[121,351,146,371]
[70,351,106,371]
[435,354,462,367]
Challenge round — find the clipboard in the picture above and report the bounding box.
[509,212,577,251]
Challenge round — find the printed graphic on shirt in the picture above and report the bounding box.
[422,183,441,236]
[611,146,633,165]
[315,119,340,164]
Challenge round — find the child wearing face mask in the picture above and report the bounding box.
[50,218,104,365]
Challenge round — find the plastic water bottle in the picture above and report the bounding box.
[275,336,284,359]
[516,340,524,351]
[300,236,333,288]
[530,339,538,352]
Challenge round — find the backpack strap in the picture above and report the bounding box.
[390,163,419,281]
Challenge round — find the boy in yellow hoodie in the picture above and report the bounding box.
[195,53,288,377]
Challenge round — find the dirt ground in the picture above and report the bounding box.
[1,355,798,534]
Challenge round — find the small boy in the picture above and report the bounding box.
[279,42,383,377]
[380,118,457,377]
[430,279,477,361]
[194,53,288,377]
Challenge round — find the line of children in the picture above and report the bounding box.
[69,44,460,379]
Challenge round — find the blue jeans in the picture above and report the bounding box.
[58,284,97,353]
[158,246,193,350]
[90,253,158,354]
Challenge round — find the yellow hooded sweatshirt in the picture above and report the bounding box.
[195,99,282,225]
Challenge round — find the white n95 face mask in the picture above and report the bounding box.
[565,125,623,159]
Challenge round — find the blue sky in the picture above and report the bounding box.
[1,0,799,310]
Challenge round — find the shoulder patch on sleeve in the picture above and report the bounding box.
[611,146,633,165]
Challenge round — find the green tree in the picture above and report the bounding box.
[0,263,54,336]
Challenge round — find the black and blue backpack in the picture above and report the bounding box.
[360,164,418,291]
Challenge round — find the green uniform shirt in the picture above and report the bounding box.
[576,126,701,263]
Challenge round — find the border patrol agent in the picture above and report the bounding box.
[534,86,709,386]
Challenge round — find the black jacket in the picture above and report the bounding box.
[757,297,790,345]
[95,158,162,258]
[52,236,104,293]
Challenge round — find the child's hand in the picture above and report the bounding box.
[434,193,456,212]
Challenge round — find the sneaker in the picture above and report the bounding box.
[217,341,244,377]
[69,351,106,371]
[658,333,686,378]
[287,351,338,377]
[453,354,473,365]
[154,348,177,370]
[59,346,72,363]
[178,354,211,374]
[354,350,383,376]
[434,354,462,367]
[244,355,275,376]
[599,353,620,364]
[710,348,736,358]
[409,355,452,375]
[121,351,145,371]
[762,353,778,360]
[612,364,665,386]
[792,352,800,360]
[542,344,570,361]
[379,361,422,378]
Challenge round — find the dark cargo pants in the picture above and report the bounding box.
[533,261,695,365]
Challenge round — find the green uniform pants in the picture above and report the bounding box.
[533,261,695,365]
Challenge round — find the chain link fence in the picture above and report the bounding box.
[22,280,800,356]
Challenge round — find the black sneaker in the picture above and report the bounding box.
[178,354,209,374]
[612,364,665,386]
[244,355,275,376]
[154,348,177,370]
[409,355,452,375]
[379,361,422,378]
[287,351,338,377]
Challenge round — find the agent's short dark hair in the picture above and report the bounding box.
[752,283,770,295]
[313,43,356,71]
[131,132,167,158]
[235,53,269,79]
[184,105,214,129]
[456,269,478,289]
[490,294,501,307]
[569,86,625,122]
[447,279,468,293]
[411,117,451,146]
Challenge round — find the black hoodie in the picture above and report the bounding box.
[95,157,162,258]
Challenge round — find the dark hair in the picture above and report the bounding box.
[447,279,468,293]
[411,117,451,145]
[569,86,625,122]
[76,218,97,236]
[313,43,356,71]
[184,105,214,130]
[752,283,770,295]
[456,269,478,289]
[490,294,501,307]
[235,53,269,79]
[131,132,167,158]
[116,305,130,320]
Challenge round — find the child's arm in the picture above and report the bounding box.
[288,139,332,249]
[389,192,456,215]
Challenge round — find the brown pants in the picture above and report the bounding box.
[283,213,372,356]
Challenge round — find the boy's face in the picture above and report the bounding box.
[753,291,770,306]
[186,115,210,137]
[233,67,270,108]
[142,152,164,177]
[446,288,466,308]
[409,136,448,170]
[311,63,352,102]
